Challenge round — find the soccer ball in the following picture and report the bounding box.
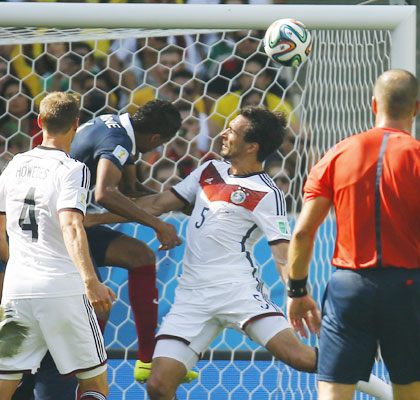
[264,18,311,67]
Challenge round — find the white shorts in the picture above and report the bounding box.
[0,295,107,376]
[154,280,290,368]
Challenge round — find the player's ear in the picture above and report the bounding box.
[72,118,79,132]
[247,142,259,155]
[371,96,378,115]
[150,133,163,146]
[413,99,420,117]
[37,114,43,129]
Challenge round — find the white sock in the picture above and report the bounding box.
[356,374,393,400]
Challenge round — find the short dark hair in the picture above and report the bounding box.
[39,92,79,135]
[131,99,181,140]
[240,106,287,162]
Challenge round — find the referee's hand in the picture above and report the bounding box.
[86,280,117,313]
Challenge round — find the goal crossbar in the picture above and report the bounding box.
[0,3,416,73]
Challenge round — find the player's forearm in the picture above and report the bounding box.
[275,261,289,284]
[95,187,164,229]
[86,192,181,227]
[61,219,99,286]
[270,242,289,283]
[120,181,157,199]
[134,181,157,197]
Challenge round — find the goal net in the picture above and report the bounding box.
[0,3,415,399]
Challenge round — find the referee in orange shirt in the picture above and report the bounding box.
[287,69,420,400]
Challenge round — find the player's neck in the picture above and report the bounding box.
[375,116,413,134]
[229,157,263,176]
[41,134,72,154]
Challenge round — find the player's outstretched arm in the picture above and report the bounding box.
[59,210,116,312]
[95,158,182,250]
[84,190,186,227]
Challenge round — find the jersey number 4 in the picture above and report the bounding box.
[19,187,38,242]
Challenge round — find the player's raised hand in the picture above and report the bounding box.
[86,280,117,313]
[155,220,183,251]
[287,295,321,339]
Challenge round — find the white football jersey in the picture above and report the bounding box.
[172,160,291,289]
[0,147,90,299]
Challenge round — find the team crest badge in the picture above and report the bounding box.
[230,189,246,205]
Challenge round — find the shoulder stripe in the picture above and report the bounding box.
[259,173,287,216]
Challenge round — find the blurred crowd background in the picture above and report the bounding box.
[0,0,322,213]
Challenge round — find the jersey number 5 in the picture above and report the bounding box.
[19,187,38,242]
[195,207,209,229]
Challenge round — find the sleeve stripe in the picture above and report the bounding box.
[259,173,287,216]
[85,165,90,190]
[81,165,86,188]
[58,208,84,215]
[80,164,90,190]
[170,188,190,205]
[268,239,290,245]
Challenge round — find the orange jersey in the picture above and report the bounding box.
[304,127,420,269]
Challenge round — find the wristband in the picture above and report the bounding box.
[287,276,308,298]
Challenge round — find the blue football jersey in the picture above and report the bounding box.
[70,113,136,186]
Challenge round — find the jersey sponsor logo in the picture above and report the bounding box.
[199,163,267,211]
[112,145,129,165]
[230,189,247,204]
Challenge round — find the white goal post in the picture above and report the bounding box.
[0,3,416,400]
[0,2,416,73]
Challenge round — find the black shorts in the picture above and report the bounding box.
[86,225,123,267]
[318,267,420,385]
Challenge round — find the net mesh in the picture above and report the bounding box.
[0,26,391,399]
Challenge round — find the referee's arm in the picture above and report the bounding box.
[288,196,332,280]
[286,196,331,338]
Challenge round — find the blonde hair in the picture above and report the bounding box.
[39,92,79,134]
